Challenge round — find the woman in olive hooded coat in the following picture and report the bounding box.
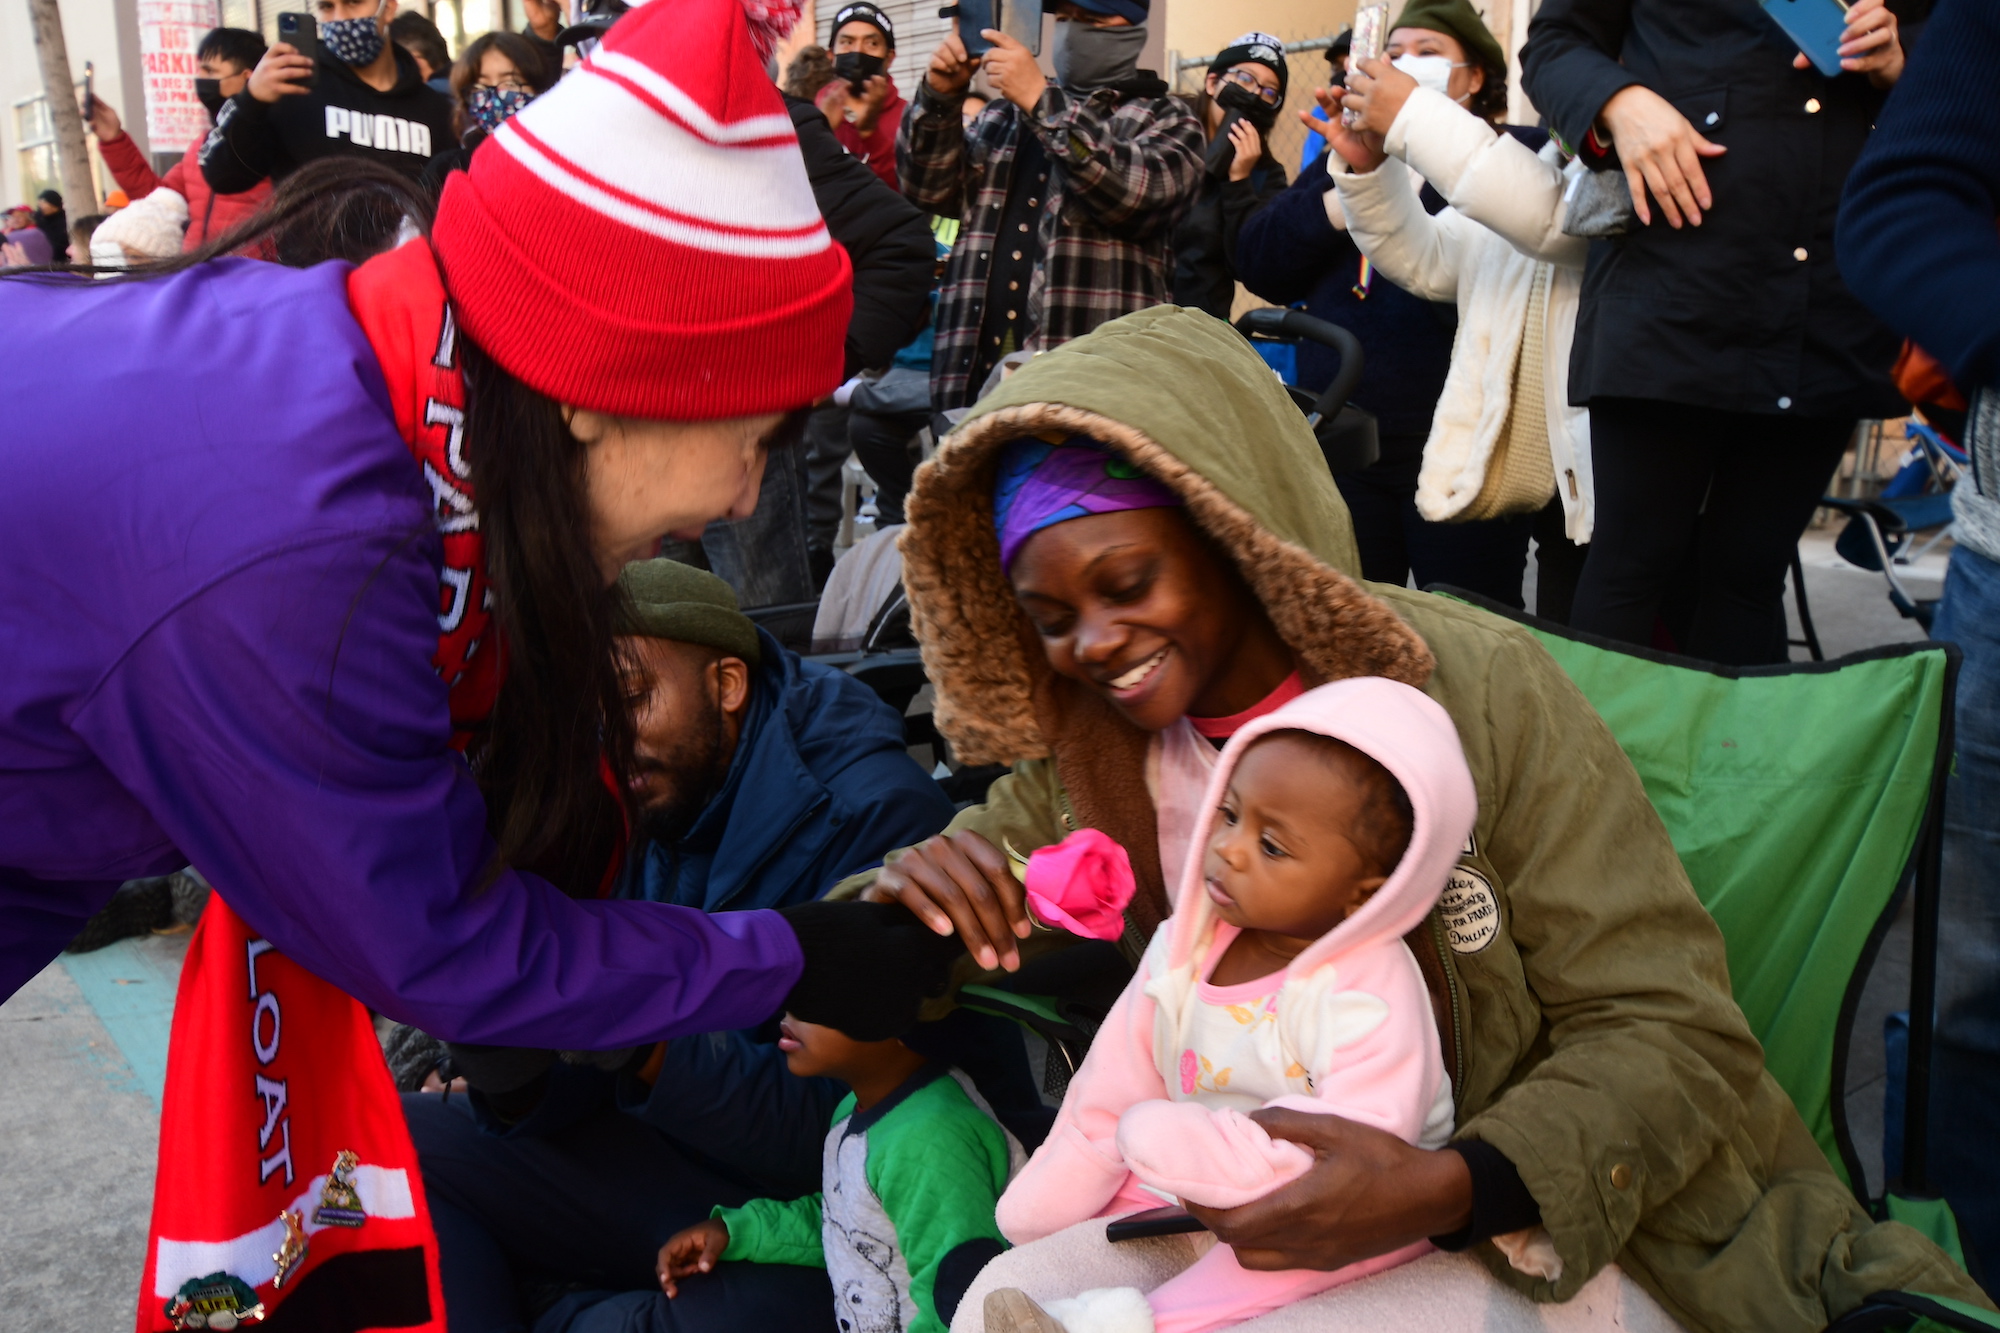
[840,306,1987,1331]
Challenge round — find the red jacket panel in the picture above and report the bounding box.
[97,132,273,252]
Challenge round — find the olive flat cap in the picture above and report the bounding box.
[616,559,762,666]
[1392,0,1505,76]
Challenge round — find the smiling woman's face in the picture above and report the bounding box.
[1008,506,1296,732]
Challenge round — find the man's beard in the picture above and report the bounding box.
[634,694,733,848]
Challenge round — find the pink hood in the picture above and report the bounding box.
[1165,677,1478,977]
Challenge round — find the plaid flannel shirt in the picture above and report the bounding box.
[898,77,1203,410]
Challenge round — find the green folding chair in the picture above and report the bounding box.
[1442,590,1994,1330]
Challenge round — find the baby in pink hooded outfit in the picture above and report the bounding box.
[985,677,1478,1333]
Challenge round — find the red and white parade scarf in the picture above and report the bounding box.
[348,237,502,749]
[137,239,493,1331]
[136,897,445,1332]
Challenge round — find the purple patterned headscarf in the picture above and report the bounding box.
[992,434,1184,572]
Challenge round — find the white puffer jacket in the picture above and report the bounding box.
[1333,89,1595,542]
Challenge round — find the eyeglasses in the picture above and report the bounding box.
[476,75,535,92]
[1219,67,1281,106]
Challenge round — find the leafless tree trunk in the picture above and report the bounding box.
[26,0,98,214]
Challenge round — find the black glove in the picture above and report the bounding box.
[777,900,967,1041]
[439,1042,555,1095]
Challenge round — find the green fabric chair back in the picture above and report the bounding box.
[1511,625,1947,1192]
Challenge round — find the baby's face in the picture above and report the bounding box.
[1202,734,1390,944]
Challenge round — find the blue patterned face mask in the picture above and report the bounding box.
[467,85,533,133]
[322,10,386,67]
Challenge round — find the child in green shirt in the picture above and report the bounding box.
[659,1012,1017,1333]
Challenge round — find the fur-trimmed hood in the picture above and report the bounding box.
[899,304,1436,931]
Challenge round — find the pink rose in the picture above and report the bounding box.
[1180,1048,1199,1094]
[1023,829,1137,942]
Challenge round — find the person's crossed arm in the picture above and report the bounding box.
[1526,0,1902,230]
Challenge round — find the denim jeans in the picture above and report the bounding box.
[1926,544,2000,1272]
[698,442,815,610]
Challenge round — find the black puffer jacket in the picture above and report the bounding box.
[1522,0,1917,418]
[785,95,935,375]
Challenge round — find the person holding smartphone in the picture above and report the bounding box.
[818,2,907,188]
[1520,0,1910,666]
[200,0,454,194]
[899,0,1204,411]
[89,27,274,252]
[1168,32,1291,321]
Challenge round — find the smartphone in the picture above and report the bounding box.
[277,12,319,88]
[82,61,95,118]
[942,0,1041,59]
[1343,2,1387,127]
[1104,1206,1210,1243]
[1759,0,1849,77]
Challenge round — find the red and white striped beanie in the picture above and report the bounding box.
[432,0,851,420]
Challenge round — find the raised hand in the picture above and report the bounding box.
[926,30,980,98]
[84,93,124,141]
[981,30,1046,113]
[248,42,316,102]
[1225,119,1262,181]
[1794,0,1902,87]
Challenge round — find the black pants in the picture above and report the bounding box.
[406,1093,834,1333]
[1571,399,1850,666]
[1335,441,1537,608]
[1531,497,1589,625]
[848,408,927,531]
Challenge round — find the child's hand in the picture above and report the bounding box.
[656,1218,730,1297]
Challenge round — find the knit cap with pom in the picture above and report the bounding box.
[432,0,852,421]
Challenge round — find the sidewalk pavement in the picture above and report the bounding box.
[0,933,186,1328]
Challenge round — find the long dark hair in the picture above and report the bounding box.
[456,333,635,894]
[1,156,434,276]
[5,157,635,896]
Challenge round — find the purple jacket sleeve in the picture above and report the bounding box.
[70,523,803,1049]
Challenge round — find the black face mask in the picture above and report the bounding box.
[1214,80,1279,133]
[832,51,885,92]
[195,77,227,118]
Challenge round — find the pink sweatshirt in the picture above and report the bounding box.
[996,677,1478,1242]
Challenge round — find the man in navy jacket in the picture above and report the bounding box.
[612,560,953,911]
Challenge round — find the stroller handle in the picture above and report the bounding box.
[1234,308,1366,428]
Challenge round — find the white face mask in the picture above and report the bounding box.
[1392,53,1467,100]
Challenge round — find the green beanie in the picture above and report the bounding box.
[1391,0,1505,80]
[616,559,762,666]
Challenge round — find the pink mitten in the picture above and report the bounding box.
[1116,1100,1314,1209]
[1023,829,1137,941]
